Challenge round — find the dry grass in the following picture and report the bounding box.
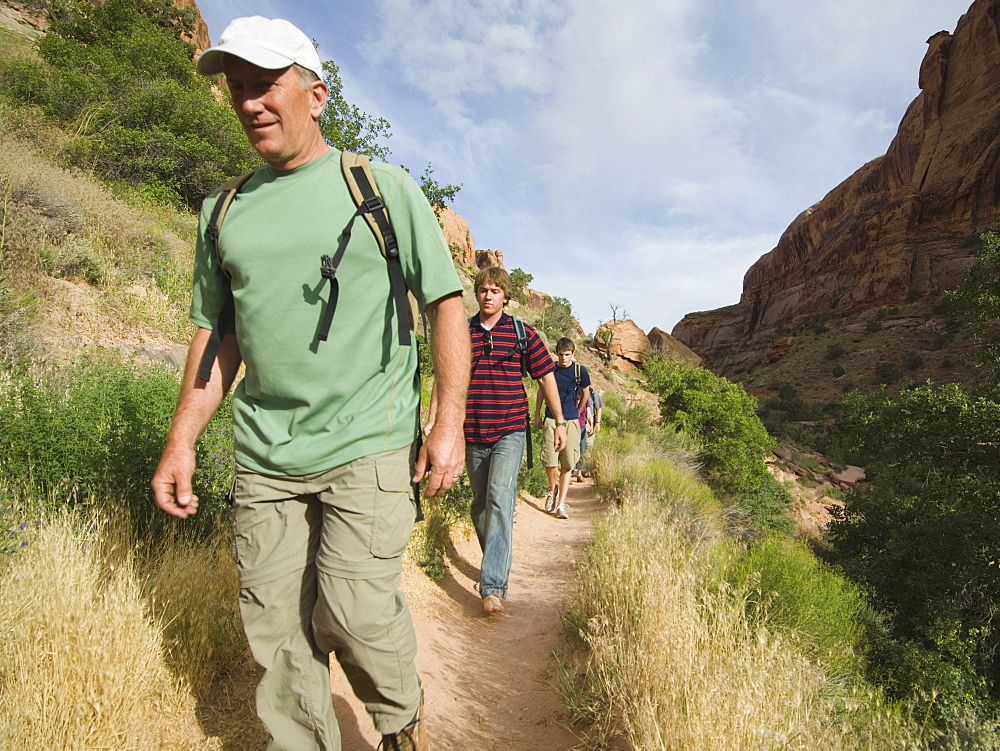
[0,511,202,748]
[0,105,197,345]
[566,429,924,749]
[567,494,921,749]
[0,507,263,749]
[571,496,829,748]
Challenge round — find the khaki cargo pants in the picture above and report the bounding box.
[231,446,421,750]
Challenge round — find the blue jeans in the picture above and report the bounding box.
[466,430,526,599]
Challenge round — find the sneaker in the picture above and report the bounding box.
[543,492,556,513]
[555,505,568,519]
[378,687,428,750]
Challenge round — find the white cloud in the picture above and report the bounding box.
[196,0,975,342]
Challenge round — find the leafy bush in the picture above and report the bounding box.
[644,357,773,489]
[0,0,259,209]
[829,383,1000,729]
[0,351,233,533]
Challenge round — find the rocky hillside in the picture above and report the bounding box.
[673,0,998,384]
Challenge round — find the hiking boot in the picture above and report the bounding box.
[555,505,568,519]
[543,492,556,513]
[378,688,428,751]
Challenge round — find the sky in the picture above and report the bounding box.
[196,0,974,336]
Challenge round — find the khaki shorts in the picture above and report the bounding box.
[541,417,581,470]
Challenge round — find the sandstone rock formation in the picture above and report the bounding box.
[174,0,210,52]
[647,327,703,367]
[524,288,550,311]
[674,0,1000,371]
[438,206,475,257]
[595,319,651,371]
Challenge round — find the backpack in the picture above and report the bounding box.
[197,150,416,382]
[469,313,534,468]
[470,313,529,376]
[197,151,426,514]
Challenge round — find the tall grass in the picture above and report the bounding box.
[0,511,197,747]
[0,503,261,748]
[560,426,923,748]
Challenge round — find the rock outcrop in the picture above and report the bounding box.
[174,0,210,52]
[595,319,651,371]
[673,0,1000,371]
[647,327,703,367]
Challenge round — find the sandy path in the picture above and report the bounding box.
[328,480,599,750]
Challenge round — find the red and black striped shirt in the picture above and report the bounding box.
[465,313,554,444]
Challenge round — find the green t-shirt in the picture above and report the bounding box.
[190,150,461,476]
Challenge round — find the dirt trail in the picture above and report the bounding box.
[329,480,600,750]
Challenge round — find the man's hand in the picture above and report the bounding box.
[413,422,465,498]
[554,424,567,452]
[533,413,543,429]
[151,443,200,518]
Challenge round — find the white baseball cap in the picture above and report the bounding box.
[197,16,324,80]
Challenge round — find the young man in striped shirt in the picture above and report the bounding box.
[465,267,566,614]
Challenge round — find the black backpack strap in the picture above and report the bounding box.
[317,200,368,341]
[197,173,253,382]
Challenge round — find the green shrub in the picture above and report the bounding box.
[413,475,473,580]
[0,351,233,534]
[728,537,867,686]
[0,0,259,209]
[873,361,899,385]
[734,471,795,535]
[830,383,1000,732]
[518,422,549,497]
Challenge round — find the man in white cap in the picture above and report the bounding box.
[151,16,468,751]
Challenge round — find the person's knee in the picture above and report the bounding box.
[312,573,404,653]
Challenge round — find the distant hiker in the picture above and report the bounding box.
[574,386,604,480]
[535,338,590,518]
[462,266,566,614]
[150,16,468,751]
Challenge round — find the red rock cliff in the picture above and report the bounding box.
[673,0,1000,367]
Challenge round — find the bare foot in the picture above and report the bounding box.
[482,595,504,614]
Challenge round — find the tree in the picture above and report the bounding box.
[944,230,1000,387]
[829,383,1000,724]
[414,164,462,213]
[595,302,628,364]
[318,59,392,162]
[509,268,532,304]
[539,295,576,344]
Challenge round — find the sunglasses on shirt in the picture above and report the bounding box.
[481,329,492,356]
